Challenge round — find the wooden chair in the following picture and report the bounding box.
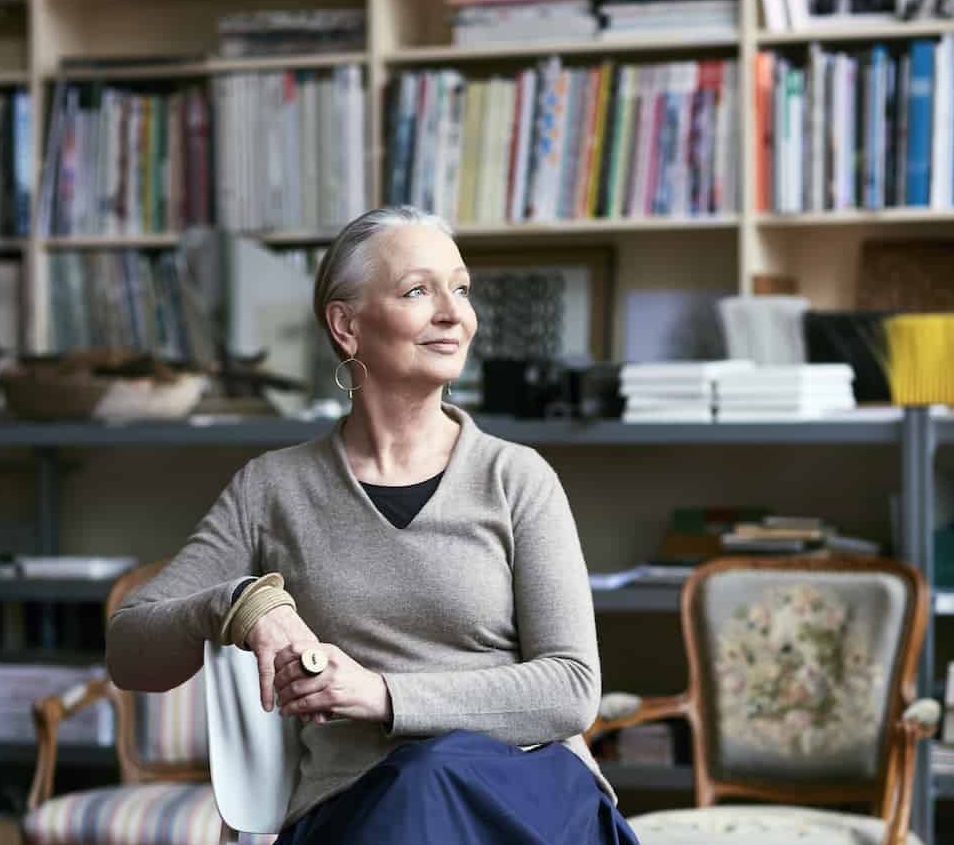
[586,554,940,845]
[20,560,276,845]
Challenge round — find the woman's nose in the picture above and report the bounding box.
[434,289,462,323]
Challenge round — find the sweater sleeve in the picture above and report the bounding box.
[106,463,259,692]
[382,458,601,745]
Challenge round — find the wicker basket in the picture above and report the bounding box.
[0,367,208,421]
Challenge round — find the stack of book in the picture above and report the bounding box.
[716,363,856,421]
[720,514,880,554]
[597,0,737,40]
[618,359,753,423]
[216,9,366,57]
[934,662,954,777]
[0,663,114,747]
[448,0,599,46]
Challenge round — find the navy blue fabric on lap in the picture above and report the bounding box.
[276,730,640,845]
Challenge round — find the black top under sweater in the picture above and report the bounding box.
[360,472,444,529]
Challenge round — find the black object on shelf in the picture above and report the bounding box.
[803,310,894,404]
[481,359,625,420]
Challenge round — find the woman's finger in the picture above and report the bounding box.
[274,642,329,690]
[277,673,330,708]
[255,649,277,712]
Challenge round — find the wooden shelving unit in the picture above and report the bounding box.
[6,0,953,347]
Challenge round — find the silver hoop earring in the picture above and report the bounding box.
[334,357,368,400]
[445,382,453,398]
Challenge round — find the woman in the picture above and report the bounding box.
[107,206,639,845]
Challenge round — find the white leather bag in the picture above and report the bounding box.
[204,642,302,835]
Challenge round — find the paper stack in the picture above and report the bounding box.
[715,363,856,422]
[619,360,755,423]
[0,663,115,746]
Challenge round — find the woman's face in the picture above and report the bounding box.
[350,224,477,392]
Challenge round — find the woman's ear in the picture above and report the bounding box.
[326,301,358,358]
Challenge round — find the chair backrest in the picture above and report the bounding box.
[204,642,302,834]
[681,554,927,809]
[105,561,210,784]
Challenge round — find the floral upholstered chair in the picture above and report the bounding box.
[20,560,277,845]
[586,554,939,845]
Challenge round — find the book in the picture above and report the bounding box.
[14,556,138,579]
[588,564,694,590]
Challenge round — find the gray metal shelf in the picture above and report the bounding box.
[592,585,683,613]
[0,577,117,602]
[599,762,694,791]
[0,414,905,448]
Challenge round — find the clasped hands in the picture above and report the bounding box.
[246,604,392,726]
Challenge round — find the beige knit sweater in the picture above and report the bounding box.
[107,405,611,826]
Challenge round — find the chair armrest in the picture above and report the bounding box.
[28,676,114,811]
[584,691,691,746]
[882,698,940,845]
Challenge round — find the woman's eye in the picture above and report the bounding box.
[404,285,426,298]
[456,285,470,297]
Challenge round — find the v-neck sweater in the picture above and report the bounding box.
[361,470,444,528]
[106,404,609,825]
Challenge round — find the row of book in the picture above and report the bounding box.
[39,84,212,238]
[385,57,739,224]
[756,36,954,213]
[46,249,213,361]
[39,67,368,238]
[213,66,367,233]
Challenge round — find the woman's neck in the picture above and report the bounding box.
[342,393,459,485]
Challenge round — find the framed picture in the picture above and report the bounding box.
[462,245,615,363]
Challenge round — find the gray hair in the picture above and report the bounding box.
[313,205,455,358]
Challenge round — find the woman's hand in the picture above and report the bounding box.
[245,605,321,711]
[273,643,393,726]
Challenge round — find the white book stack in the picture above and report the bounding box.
[619,360,755,423]
[715,363,856,421]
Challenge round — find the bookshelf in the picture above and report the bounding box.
[0,0,947,350]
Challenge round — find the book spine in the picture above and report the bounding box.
[905,38,935,207]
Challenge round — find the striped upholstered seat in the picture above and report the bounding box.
[23,783,221,845]
[23,783,276,845]
[22,562,280,845]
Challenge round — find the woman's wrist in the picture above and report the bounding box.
[219,573,296,649]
